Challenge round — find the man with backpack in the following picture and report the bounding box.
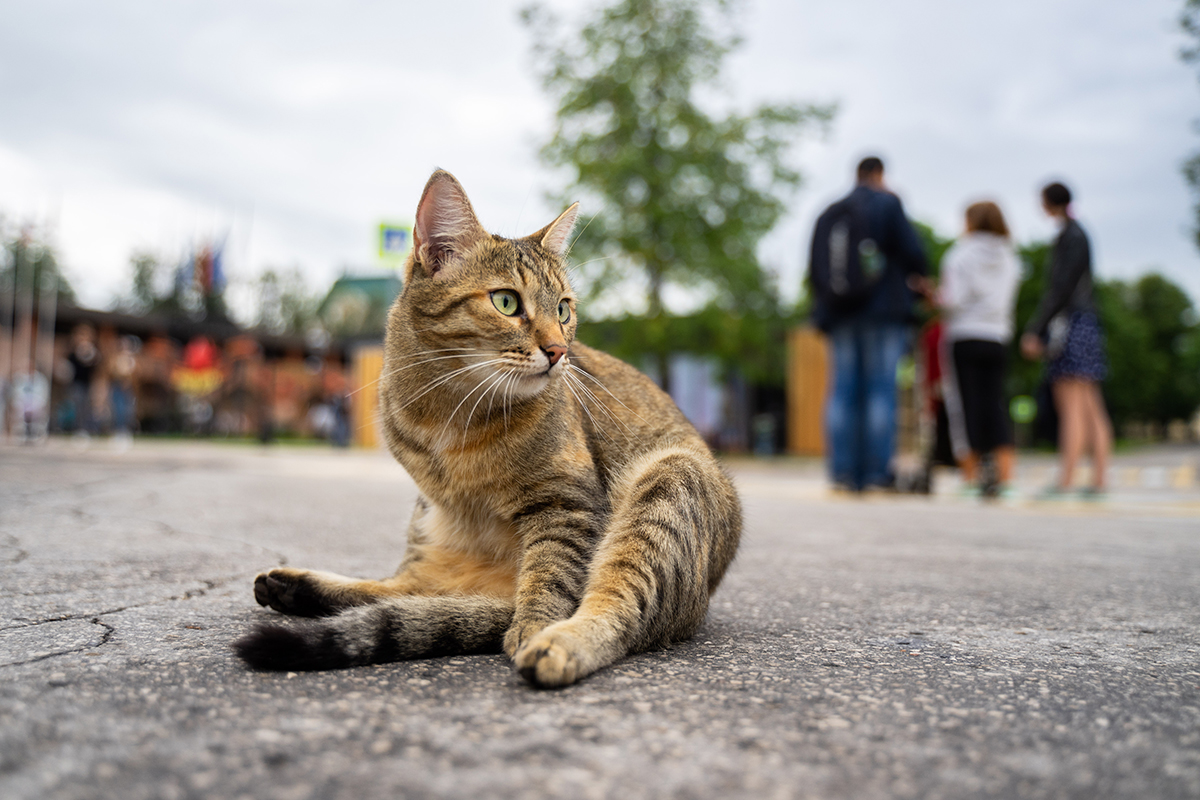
[808,156,928,492]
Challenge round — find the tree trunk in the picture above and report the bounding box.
[647,261,671,396]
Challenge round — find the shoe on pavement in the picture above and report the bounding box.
[1035,485,1071,501]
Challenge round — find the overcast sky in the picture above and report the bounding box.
[1,0,1197,314]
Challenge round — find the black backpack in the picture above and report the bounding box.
[808,193,886,313]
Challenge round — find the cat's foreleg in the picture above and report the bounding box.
[513,447,740,688]
[501,494,603,658]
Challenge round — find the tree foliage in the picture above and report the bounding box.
[913,222,954,280]
[113,250,231,322]
[114,251,180,316]
[255,267,320,335]
[0,227,77,306]
[523,0,831,387]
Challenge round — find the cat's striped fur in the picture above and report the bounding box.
[234,170,742,687]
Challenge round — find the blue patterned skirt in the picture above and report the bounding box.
[1047,310,1107,382]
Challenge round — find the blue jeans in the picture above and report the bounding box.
[825,321,910,490]
[111,385,135,433]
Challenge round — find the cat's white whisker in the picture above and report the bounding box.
[484,367,517,426]
[568,365,651,425]
[440,364,515,447]
[564,369,634,440]
[563,211,600,260]
[501,370,521,432]
[562,372,615,444]
[461,369,512,442]
[566,255,611,272]
[397,358,508,412]
[349,350,483,398]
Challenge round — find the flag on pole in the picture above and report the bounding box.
[211,239,226,293]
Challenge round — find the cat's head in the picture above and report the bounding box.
[384,170,580,413]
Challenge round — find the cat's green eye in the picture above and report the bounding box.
[491,290,520,317]
[557,300,571,324]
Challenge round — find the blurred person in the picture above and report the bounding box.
[330,389,351,448]
[12,369,50,443]
[808,156,928,492]
[109,336,139,441]
[912,318,957,494]
[1020,182,1112,498]
[935,201,1021,497]
[66,323,99,436]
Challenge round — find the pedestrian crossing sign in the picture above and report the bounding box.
[379,222,413,265]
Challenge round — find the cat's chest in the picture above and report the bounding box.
[420,497,521,564]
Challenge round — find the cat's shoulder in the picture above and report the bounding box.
[568,341,642,381]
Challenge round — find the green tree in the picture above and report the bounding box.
[1123,274,1200,425]
[113,247,237,323]
[255,267,319,335]
[0,229,77,306]
[114,250,181,316]
[523,0,831,389]
[1007,240,1051,401]
[913,222,954,280]
[1182,0,1200,249]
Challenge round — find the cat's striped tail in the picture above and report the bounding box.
[233,595,514,671]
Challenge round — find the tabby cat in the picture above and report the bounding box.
[234,170,742,687]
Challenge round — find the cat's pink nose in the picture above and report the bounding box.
[542,344,567,367]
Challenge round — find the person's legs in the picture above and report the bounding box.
[995,446,1015,485]
[1082,380,1112,490]
[825,322,864,489]
[861,323,909,487]
[952,340,986,486]
[1052,379,1087,490]
[959,451,980,483]
[978,341,1014,488]
[70,383,91,434]
[111,386,130,433]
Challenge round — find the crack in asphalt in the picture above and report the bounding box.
[0,575,250,633]
[0,616,116,668]
[1,452,307,669]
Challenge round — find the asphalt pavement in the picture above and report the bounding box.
[1,439,1198,800]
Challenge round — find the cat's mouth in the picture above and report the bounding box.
[505,358,563,399]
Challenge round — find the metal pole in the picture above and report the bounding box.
[36,272,58,385]
[14,234,35,377]
[0,234,14,440]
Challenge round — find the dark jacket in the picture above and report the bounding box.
[811,184,928,331]
[1025,218,1094,338]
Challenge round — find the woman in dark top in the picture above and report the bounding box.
[1019,182,1112,497]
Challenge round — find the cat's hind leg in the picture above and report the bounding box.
[253,568,402,617]
[513,445,741,688]
[235,594,515,670]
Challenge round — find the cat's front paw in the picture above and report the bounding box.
[513,624,588,689]
[502,619,549,658]
[253,569,335,617]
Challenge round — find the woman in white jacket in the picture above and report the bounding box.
[938,201,1021,496]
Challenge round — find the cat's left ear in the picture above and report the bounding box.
[529,202,580,257]
[412,169,486,279]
